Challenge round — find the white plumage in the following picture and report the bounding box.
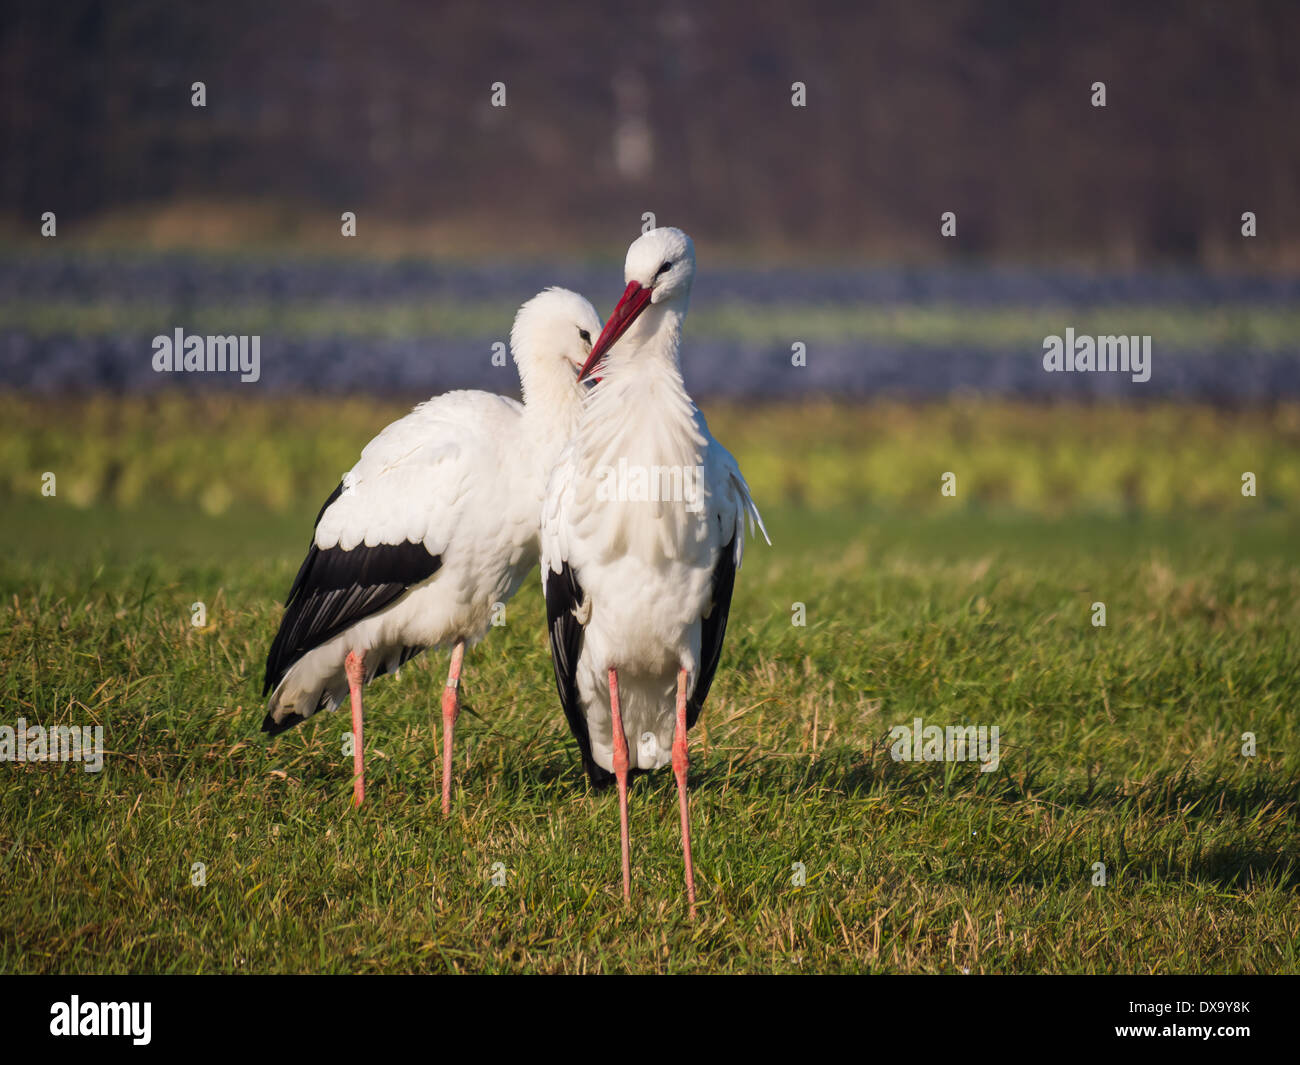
[542,382,763,772]
[262,287,602,809]
[541,228,767,913]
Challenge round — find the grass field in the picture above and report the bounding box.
[2,397,1298,973]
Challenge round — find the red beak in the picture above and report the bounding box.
[578,280,654,382]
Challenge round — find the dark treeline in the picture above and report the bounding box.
[3,0,1297,267]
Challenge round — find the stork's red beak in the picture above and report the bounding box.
[578,280,654,381]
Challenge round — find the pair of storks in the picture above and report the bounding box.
[260,228,766,915]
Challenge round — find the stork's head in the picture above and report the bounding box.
[579,227,695,381]
[510,287,602,404]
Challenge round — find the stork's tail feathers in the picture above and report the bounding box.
[261,665,347,736]
[747,497,771,548]
[729,469,771,556]
[260,642,426,736]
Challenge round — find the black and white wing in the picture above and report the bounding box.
[689,417,769,726]
[262,391,521,732]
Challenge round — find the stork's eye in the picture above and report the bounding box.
[578,328,591,344]
[655,261,673,278]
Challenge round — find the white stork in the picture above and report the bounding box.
[262,288,602,810]
[541,228,767,916]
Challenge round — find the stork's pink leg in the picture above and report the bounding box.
[673,668,697,919]
[441,640,466,816]
[345,650,366,807]
[608,667,631,903]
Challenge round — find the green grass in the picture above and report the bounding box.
[1,399,1297,973]
[6,394,1300,514]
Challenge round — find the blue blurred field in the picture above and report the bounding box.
[3,250,1298,400]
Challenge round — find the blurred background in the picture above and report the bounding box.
[1,0,1298,513]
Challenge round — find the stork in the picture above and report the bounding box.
[262,288,601,810]
[541,228,767,917]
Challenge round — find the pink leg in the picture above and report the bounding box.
[674,668,697,919]
[608,667,631,903]
[345,650,366,807]
[441,640,465,817]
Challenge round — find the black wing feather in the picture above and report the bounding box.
[544,561,616,788]
[688,534,738,728]
[261,482,441,715]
